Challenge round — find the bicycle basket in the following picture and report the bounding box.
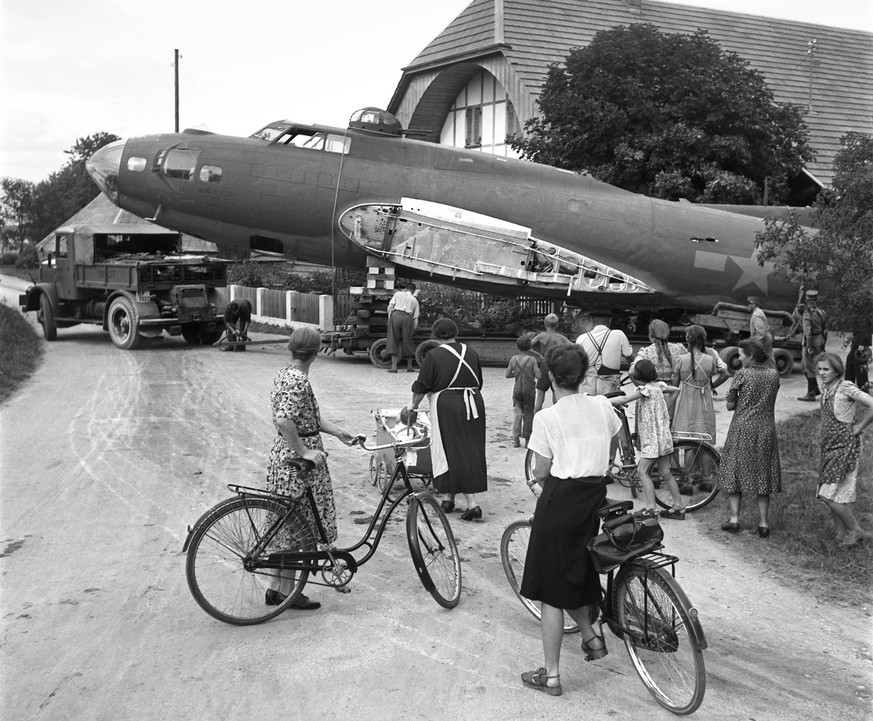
[587,513,664,573]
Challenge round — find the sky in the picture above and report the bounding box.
[2,0,871,184]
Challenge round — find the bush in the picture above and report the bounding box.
[15,248,38,268]
[0,301,43,404]
[1,252,17,265]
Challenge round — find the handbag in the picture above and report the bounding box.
[587,512,664,573]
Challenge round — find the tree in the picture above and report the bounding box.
[756,132,873,332]
[29,132,121,243]
[511,24,813,204]
[0,178,36,251]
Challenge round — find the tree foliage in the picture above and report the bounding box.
[511,24,813,204]
[0,178,36,250]
[756,132,873,332]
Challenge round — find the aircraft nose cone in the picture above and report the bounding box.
[86,139,125,202]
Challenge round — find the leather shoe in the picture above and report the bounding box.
[440,500,455,513]
[290,594,321,610]
[796,393,817,401]
[757,526,771,538]
[721,521,741,534]
[265,588,287,606]
[460,506,482,521]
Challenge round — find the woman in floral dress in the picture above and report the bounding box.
[815,353,873,547]
[717,339,781,538]
[631,319,687,419]
[266,327,358,609]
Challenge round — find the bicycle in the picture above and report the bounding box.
[524,390,721,512]
[501,496,707,715]
[183,422,462,625]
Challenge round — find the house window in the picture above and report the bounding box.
[465,107,482,148]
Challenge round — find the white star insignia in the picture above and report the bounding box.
[728,254,775,294]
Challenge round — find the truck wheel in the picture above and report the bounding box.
[719,346,741,375]
[108,296,143,350]
[773,348,794,376]
[182,323,223,346]
[415,339,440,368]
[38,294,57,341]
[368,338,392,368]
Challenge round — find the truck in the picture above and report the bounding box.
[19,224,228,350]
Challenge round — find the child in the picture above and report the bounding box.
[610,359,685,519]
[506,335,541,447]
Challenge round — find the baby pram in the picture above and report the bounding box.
[369,408,432,495]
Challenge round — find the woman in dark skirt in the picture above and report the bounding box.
[519,344,621,697]
[407,318,487,520]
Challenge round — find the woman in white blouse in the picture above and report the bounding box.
[815,353,873,547]
[519,344,621,697]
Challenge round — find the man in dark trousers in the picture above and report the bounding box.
[223,298,252,351]
[798,289,828,400]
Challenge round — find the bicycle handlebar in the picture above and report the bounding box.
[352,428,429,453]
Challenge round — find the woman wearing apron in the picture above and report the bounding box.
[406,318,487,521]
[815,353,873,547]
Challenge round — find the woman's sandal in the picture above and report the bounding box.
[582,634,608,661]
[521,667,562,696]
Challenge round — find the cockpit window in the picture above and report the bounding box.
[200,165,222,183]
[127,157,147,172]
[250,123,349,154]
[161,149,199,181]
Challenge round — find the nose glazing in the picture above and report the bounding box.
[86,139,125,201]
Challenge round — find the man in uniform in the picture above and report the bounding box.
[798,289,828,400]
[747,296,776,369]
[223,298,252,351]
[575,312,633,395]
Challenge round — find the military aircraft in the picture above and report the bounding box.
[86,107,801,314]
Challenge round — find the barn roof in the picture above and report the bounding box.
[401,0,873,185]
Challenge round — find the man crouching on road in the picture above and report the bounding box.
[223,299,252,351]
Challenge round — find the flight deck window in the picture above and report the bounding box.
[161,149,199,181]
[127,157,147,172]
[200,165,223,183]
[277,131,349,154]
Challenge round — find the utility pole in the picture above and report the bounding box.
[174,49,180,132]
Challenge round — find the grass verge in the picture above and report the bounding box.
[0,301,44,405]
[697,410,872,606]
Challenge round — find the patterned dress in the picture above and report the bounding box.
[266,365,337,544]
[634,342,686,420]
[817,381,864,504]
[636,381,674,459]
[717,363,782,495]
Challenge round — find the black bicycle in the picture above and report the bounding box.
[501,498,707,715]
[524,389,721,512]
[183,429,462,625]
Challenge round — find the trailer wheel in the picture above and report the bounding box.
[108,296,143,350]
[368,338,392,368]
[719,346,741,375]
[38,294,57,341]
[773,348,794,376]
[415,339,441,367]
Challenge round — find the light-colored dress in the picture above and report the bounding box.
[634,342,686,420]
[817,380,865,504]
[266,366,337,544]
[636,381,674,459]
[672,349,721,442]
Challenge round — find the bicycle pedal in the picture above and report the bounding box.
[335,586,352,594]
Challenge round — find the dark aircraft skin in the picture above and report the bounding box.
[86,109,799,313]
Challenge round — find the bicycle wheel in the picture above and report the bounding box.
[613,564,706,715]
[524,448,536,483]
[500,520,582,633]
[406,494,462,608]
[186,497,315,625]
[654,441,720,512]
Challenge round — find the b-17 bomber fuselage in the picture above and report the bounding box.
[86,109,799,313]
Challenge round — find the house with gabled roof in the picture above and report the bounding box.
[387,0,872,202]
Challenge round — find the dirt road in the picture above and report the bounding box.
[1,286,870,720]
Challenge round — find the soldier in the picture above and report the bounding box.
[798,289,828,401]
[747,296,775,370]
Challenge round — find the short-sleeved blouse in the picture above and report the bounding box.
[634,342,687,381]
[826,380,868,422]
[528,394,620,478]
